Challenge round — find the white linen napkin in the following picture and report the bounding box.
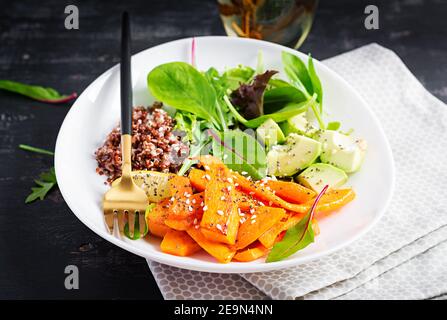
[147,44,447,300]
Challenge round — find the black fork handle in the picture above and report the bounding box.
[121,12,132,135]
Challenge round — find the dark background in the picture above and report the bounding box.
[0,0,445,299]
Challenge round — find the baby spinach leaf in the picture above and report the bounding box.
[0,80,77,103]
[266,185,329,262]
[25,167,57,203]
[230,70,278,120]
[210,129,267,180]
[147,62,221,129]
[264,86,307,114]
[281,52,313,95]
[308,54,323,110]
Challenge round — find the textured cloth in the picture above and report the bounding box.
[147,44,447,300]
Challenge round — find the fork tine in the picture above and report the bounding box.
[128,211,135,237]
[104,210,115,234]
[138,211,146,235]
[117,211,127,233]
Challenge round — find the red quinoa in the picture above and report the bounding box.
[95,103,188,183]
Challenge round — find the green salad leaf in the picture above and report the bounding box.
[0,80,77,103]
[282,52,313,95]
[222,66,255,90]
[175,112,211,176]
[266,185,329,262]
[268,78,292,88]
[244,97,315,128]
[210,129,267,180]
[147,62,222,130]
[225,94,316,129]
[326,121,341,131]
[308,54,323,110]
[281,52,325,129]
[25,167,57,203]
[264,86,307,114]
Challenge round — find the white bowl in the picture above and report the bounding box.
[55,36,395,273]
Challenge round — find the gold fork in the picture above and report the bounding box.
[103,12,148,237]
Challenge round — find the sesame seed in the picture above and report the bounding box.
[216,224,223,232]
[217,210,224,216]
[204,174,211,181]
[203,205,208,211]
[234,183,239,187]
[251,215,257,220]
[240,218,246,224]
[188,206,193,212]
[204,165,210,171]
[194,224,200,229]
[241,171,248,175]
[193,218,198,225]
[191,199,196,204]
[227,177,233,184]
[185,199,190,205]
[220,196,225,201]
[227,186,232,191]
[250,208,255,214]
[251,220,256,224]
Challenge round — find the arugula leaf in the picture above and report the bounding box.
[308,54,323,111]
[264,86,307,114]
[25,167,57,203]
[230,70,278,120]
[281,52,313,95]
[210,129,267,180]
[266,185,329,262]
[147,62,222,130]
[326,121,341,131]
[19,144,54,156]
[175,112,211,176]
[0,80,77,103]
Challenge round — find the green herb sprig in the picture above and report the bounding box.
[19,144,57,203]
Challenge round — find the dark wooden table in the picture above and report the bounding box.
[0,0,445,299]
